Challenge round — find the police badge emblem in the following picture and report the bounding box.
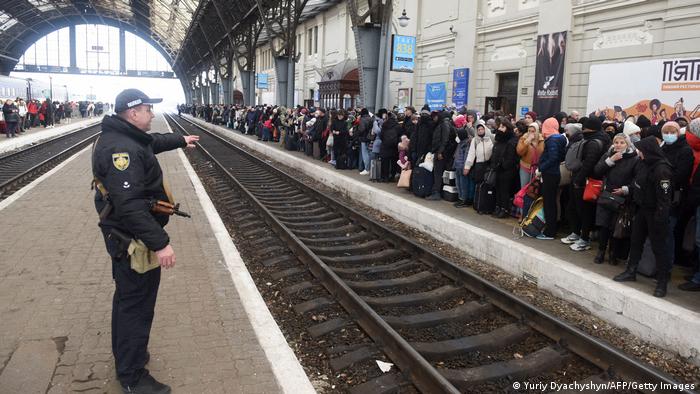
[112,153,130,171]
[660,179,671,194]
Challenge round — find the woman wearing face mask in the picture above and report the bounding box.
[592,133,638,264]
[489,117,519,218]
[464,122,494,192]
[623,120,641,145]
[516,122,545,188]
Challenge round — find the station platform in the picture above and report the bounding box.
[0,116,104,155]
[187,115,700,365]
[0,114,314,393]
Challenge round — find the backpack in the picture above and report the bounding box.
[515,197,545,238]
[564,139,602,172]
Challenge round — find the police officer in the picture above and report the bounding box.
[92,89,199,393]
[613,135,673,297]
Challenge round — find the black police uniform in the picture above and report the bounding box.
[614,136,673,297]
[92,113,185,388]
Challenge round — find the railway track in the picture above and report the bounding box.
[167,113,691,394]
[0,125,101,201]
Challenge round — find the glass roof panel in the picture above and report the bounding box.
[0,11,18,32]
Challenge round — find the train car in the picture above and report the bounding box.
[0,75,29,101]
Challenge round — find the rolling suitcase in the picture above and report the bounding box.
[336,153,348,170]
[313,142,321,159]
[473,182,496,214]
[369,158,382,181]
[412,167,434,198]
[304,139,313,156]
[285,131,298,151]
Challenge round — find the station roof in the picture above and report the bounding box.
[0,0,343,80]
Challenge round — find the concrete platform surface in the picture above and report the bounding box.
[0,116,103,155]
[0,114,314,393]
[188,114,700,365]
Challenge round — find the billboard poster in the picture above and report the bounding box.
[533,31,567,119]
[586,58,700,123]
[425,82,446,108]
[390,35,416,73]
[256,73,268,89]
[397,88,412,108]
[452,68,469,107]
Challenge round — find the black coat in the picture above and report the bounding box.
[357,114,373,143]
[490,129,519,173]
[2,103,19,123]
[380,117,401,159]
[331,117,349,150]
[662,135,694,191]
[410,115,433,159]
[632,137,674,223]
[572,131,611,187]
[92,115,186,251]
[431,112,452,155]
[594,149,638,193]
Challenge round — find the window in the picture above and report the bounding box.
[308,28,313,57]
[313,26,318,54]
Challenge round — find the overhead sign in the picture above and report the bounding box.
[587,57,700,123]
[452,68,469,107]
[256,73,269,90]
[390,35,416,73]
[425,82,446,109]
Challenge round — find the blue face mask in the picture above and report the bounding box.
[663,133,678,145]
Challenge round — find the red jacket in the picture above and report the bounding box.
[28,101,38,114]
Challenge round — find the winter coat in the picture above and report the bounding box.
[632,137,673,223]
[371,118,383,154]
[516,133,545,171]
[409,115,433,159]
[685,132,700,207]
[331,117,349,150]
[594,148,638,193]
[431,112,452,155]
[357,114,373,143]
[380,117,401,159]
[538,134,567,176]
[490,129,519,173]
[2,103,19,123]
[464,130,494,170]
[662,135,694,192]
[572,130,611,187]
[453,136,471,171]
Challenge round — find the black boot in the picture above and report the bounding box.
[593,250,605,264]
[613,263,637,282]
[122,372,170,394]
[654,273,668,298]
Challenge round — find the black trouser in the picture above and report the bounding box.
[598,226,631,260]
[431,157,447,194]
[569,185,596,241]
[628,209,671,278]
[104,232,160,387]
[541,173,560,237]
[380,155,397,181]
[495,169,516,210]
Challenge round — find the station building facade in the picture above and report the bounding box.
[235,0,700,119]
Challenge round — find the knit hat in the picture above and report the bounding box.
[636,114,651,129]
[420,104,430,115]
[646,125,662,140]
[689,118,700,138]
[541,117,559,138]
[623,120,641,136]
[583,117,602,132]
[454,114,467,129]
[564,123,582,136]
[661,121,680,134]
[525,111,538,121]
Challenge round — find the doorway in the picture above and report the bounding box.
[497,72,519,116]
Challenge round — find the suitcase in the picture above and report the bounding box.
[442,185,458,202]
[412,167,434,198]
[637,238,657,278]
[442,170,456,187]
[313,142,321,159]
[369,158,382,181]
[336,154,348,170]
[285,132,298,151]
[473,182,496,214]
[304,139,313,156]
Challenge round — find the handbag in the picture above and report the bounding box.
[397,169,412,188]
[597,190,625,211]
[483,167,498,187]
[613,207,632,239]
[583,178,604,201]
[559,162,572,186]
[470,162,488,183]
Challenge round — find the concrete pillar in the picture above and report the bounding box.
[274,56,289,106]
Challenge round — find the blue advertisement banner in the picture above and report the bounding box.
[256,73,268,89]
[452,68,469,107]
[390,35,416,73]
[425,82,447,108]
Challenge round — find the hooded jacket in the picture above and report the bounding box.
[538,133,567,175]
[661,135,693,192]
[357,113,373,143]
[92,115,186,251]
[453,128,471,171]
[431,111,453,156]
[380,116,401,159]
[594,144,638,194]
[464,127,494,170]
[572,130,611,187]
[490,128,519,172]
[632,136,673,222]
[409,114,433,159]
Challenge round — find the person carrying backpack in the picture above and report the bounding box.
[562,117,611,251]
[534,118,567,240]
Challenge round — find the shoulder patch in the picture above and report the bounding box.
[660,179,671,194]
[112,152,130,171]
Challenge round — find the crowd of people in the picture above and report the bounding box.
[1,98,108,138]
[180,102,700,298]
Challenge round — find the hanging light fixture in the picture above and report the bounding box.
[398,9,410,28]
